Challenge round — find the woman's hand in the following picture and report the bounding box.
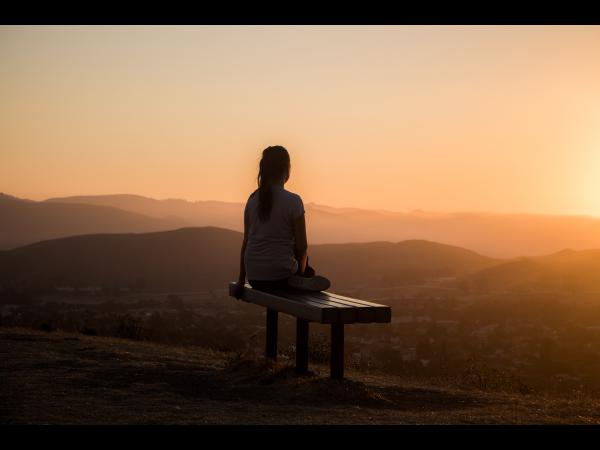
[235,202,249,301]
[233,279,245,300]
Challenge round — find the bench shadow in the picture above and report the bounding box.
[160,358,490,412]
[35,342,489,413]
[63,355,489,412]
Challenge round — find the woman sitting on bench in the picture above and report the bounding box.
[233,145,330,298]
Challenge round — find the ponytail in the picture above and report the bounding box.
[257,146,290,221]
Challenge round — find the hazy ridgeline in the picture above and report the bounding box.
[5,192,600,257]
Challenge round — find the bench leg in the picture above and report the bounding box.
[330,323,344,380]
[265,309,278,361]
[296,318,309,374]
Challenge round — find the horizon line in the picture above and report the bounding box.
[4,190,600,220]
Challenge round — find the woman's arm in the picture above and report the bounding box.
[233,207,249,299]
[236,235,248,285]
[292,214,308,275]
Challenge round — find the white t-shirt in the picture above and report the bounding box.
[244,185,305,281]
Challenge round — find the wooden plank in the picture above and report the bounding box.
[315,293,375,323]
[259,288,345,323]
[230,282,352,324]
[269,289,358,324]
[321,290,387,308]
[229,282,391,323]
[229,282,328,323]
[263,287,350,310]
[308,291,376,323]
[320,291,392,323]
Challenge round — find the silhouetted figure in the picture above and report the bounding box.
[234,145,330,298]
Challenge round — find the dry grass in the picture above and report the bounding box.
[1,326,600,424]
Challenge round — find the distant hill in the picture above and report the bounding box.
[44,194,600,258]
[0,228,500,292]
[463,249,600,292]
[3,224,600,294]
[0,194,187,250]
[0,227,241,292]
[309,240,500,288]
[45,194,242,232]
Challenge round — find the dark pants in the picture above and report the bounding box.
[249,256,316,292]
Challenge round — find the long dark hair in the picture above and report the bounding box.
[256,145,290,221]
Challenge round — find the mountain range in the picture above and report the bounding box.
[0,227,499,292]
[0,193,184,250]
[1,226,600,294]
[1,192,600,258]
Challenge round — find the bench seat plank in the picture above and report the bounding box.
[321,290,390,308]
[229,282,391,324]
[269,289,359,323]
[308,291,377,323]
[319,291,392,322]
[264,288,355,323]
[229,282,335,322]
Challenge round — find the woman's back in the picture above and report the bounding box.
[244,185,305,281]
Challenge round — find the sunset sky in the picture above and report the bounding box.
[2,25,600,216]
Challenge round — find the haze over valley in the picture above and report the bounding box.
[4,192,600,258]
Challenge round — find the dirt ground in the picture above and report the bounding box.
[2,327,600,425]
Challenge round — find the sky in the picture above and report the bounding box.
[2,25,600,215]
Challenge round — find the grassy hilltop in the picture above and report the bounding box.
[2,327,600,425]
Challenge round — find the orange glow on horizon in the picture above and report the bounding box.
[2,25,600,216]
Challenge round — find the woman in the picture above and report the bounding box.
[233,145,330,298]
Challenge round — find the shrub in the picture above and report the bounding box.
[459,358,532,395]
[114,315,143,340]
[308,333,330,363]
[81,327,98,336]
[39,322,55,333]
[166,294,185,310]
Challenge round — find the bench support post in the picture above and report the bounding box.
[296,318,309,374]
[330,323,344,380]
[266,308,278,361]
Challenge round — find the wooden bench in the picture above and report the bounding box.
[228,282,392,379]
